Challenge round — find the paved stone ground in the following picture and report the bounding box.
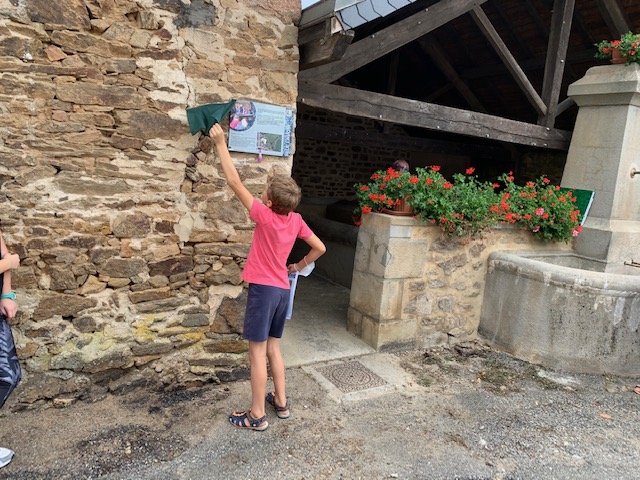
[1,343,639,480]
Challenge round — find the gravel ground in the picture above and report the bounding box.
[1,343,639,480]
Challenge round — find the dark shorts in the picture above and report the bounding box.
[243,283,290,342]
[0,315,21,409]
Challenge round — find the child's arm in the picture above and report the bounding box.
[0,232,19,321]
[0,234,19,275]
[209,123,254,212]
[288,234,326,273]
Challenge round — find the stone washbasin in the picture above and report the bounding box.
[479,251,640,376]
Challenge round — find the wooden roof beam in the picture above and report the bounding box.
[470,6,547,116]
[299,0,489,84]
[298,80,571,150]
[298,17,345,46]
[596,0,630,36]
[417,36,487,113]
[299,29,355,70]
[538,0,575,128]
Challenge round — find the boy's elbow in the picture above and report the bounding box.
[318,243,327,255]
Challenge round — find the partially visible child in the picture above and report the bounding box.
[391,159,410,172]
[209,123,326,431]
[0,230,21,468]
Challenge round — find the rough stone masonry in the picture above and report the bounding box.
[0,0,300,405]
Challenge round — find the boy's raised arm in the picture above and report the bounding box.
[209,124,254,211]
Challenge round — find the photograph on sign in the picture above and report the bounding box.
[228,100,294,158]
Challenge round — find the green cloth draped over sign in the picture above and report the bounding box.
[186,100,236,135]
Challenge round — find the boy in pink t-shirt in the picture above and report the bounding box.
[209,124,326,431]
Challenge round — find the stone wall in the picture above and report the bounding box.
[0,0,300,404]
[348,213,572,351]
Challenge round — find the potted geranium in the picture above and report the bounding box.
[354,167,417,221]
[499,173,583,242]
[595,31,640,64]
[354,166,583,242]
[411,166,502,237]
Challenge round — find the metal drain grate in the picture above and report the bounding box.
[316,360,388,393]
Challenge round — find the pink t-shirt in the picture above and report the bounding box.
[242,201,314,289]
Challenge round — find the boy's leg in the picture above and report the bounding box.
[248,340,268,418]
[266,337,288,411]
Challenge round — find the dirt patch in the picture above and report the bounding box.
[0,384,231,479]
[400,342,598,395]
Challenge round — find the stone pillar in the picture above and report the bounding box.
[347,214,425,351]
[562,63,640,274]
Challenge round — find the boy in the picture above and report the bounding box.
[209,123,326,431]
[0,230,21,468]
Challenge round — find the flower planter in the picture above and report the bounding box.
[381,196,414,216]
[611,47,627,64]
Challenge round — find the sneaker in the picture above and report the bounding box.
[0,447,15,468]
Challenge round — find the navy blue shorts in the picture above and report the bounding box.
[243,283,290,342]
[0,315,21,409]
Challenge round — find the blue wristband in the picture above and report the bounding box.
[0,292,16,300]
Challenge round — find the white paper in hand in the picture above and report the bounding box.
[298,261,315,277]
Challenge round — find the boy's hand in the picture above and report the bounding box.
[209,123,226,145]
[5,253,19,270]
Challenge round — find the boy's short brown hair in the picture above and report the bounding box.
[266,175,302,215]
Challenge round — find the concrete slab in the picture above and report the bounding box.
[281,274,374,367]
[303,353,413,403]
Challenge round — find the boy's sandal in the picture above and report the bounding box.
[228,409,268,431]
[266,392,291,419]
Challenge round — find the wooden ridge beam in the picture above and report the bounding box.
[298,80,571,150]
[299,0,489,84]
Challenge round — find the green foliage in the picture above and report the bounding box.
[499,173,582,242]
[411,167,501,237]
[595,31,640,64]
[353,167,416,222]
[354,166,583,242]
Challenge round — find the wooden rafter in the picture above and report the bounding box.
[298,80,571,150]
[299,0,489,83]
[470,6,547,116]
[538,0,575,128]
[416,36,487,112]
[595,0,630,36]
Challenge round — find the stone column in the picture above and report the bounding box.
[562,63,640,274]
[347,214,426,350]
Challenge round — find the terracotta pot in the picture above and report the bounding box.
[611,47,627,64]
[381,196,414,216]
